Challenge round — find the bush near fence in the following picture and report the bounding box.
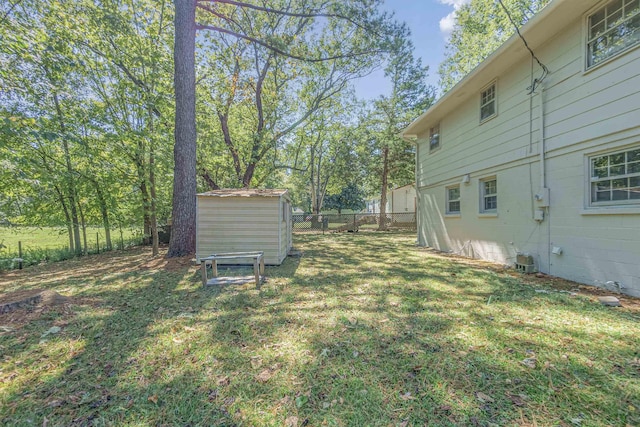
[292,212,416,233]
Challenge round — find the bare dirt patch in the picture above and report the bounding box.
[138,254,193,272]
[0,289,85,327]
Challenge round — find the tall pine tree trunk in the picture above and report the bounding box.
[168,0,197,257]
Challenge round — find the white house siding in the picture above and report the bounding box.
[418,161,548,268]
[413,1,640,297]
[196,195,286,265]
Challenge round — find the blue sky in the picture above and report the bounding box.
[353,0,470,99]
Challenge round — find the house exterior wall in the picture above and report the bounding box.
[415,1,640,296]
[196,195,290,265]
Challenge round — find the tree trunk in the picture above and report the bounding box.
[54,185,74,253]
[149,130,159,256]
[168,0,197,257]
[53,92,82,253]
[378,145,389,231]
[78,200,88,256]
[94,184,112,250]
[140,171,151,245]
[242,163,256,188]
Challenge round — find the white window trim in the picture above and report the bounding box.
[446,185,461,215]
[479,81,498,124]
[587,144,640,207]
[479,177,498,214]
[583,0,640,71]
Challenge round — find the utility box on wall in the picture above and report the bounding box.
[196,189,292,265]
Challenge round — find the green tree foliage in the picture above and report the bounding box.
[169,0,402,255]
[438,0,551,92]
[0,0,174,255]
[195,1,388,189]
[281,95,364,217]
[0,0,422,259]
[323,183,366,214]
[364,32,435,229]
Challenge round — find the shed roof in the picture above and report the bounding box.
[198,189,288,198]
[402,0,596,137]
[392,183,415,191]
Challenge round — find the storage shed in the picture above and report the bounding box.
[196,189,292,265]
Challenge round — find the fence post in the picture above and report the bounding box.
[96,232,100,254]
[18,241,23,270]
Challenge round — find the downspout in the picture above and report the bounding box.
[536,84,551,274]
[538,85,546,192]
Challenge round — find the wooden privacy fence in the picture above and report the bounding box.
[292,212,416,233]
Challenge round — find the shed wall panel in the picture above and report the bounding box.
[196,194,289,265]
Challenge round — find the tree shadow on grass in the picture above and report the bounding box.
[0,235,638,426]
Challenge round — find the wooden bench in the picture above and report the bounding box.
[200,251,265,288]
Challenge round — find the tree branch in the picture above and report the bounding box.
[196,0,369,32]
[195,23,381,63]
[199,168,220,190]
[0,0,24,25]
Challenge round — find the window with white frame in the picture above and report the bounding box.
[430,123,440,151]
[590,146,640,205]
[446,185,460,214]
[587,0,640,69]
[480,178,497,212]
[480,83,496,122]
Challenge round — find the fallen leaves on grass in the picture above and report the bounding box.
[507,393,527,407]
[400,391,415,401]
[256,368,274,383]
[475,392,494,403]
[285,416,298,427]
[217,376,231,386]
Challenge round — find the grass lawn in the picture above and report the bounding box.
[0,232,638,426]
[0,226,140,252]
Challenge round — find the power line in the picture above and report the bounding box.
[497,0,549,93]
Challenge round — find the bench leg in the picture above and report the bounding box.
[212,260,218,278]
[201,261,208,287]
[260,256,265,276]
[254,258,260,286]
